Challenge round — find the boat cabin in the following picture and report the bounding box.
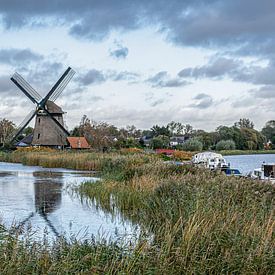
[249,163,275,182]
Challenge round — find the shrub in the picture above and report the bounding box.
[150,135,170,149]
[172,150,193,161]
[181,138,203,151]
[216,139,236,151]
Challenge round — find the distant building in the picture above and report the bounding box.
[169,135,189,147]
[15,134,33,147]
[140,136,153,147]
[67,137,90,149]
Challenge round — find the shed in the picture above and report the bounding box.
[67,137,90,149]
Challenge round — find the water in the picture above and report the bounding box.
[224,154,275,174]
[0,162,139,242]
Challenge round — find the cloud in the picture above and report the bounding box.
[109,43,129,59]
[178,57,241,79]
[249,85,275,98]
[150,98,165,107]
[110,71,140,82]
[189,93,213,109]
[0,75,14,94]
[146,71,190,88]
[1,1,274,53]
[0,48,43,66]
[76,69,106,86]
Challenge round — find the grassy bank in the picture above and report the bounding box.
[0,150,155,171]
[76,158,275,273]
[218,149,275,156]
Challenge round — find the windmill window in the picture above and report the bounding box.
[38,133,40,139]
[38,118,40,124]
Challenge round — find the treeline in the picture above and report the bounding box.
[0,116,275,151]
[72,117,275,151]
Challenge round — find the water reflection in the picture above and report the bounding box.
[33,174,63,237]
[0,162,139,242]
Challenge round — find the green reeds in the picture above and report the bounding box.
[77,160,275,274]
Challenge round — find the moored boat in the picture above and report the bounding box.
[192,152,229,170]
[247,163,275,183]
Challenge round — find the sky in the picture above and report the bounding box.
[0,0,274,131]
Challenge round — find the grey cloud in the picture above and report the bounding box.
[234,61,275,86]
[178,57,241,79]
[109,44,129,59]
[0,75,14,94]
[249,86,275,99]
[151,98,165,107]
[190,93,213,109]
[179,56,275,87]
[0,48,43,66]
[147,71,189,88]
[110,71,140,82]
[76,69,105,86]
[76,69,141,86]
[1,1,275,60]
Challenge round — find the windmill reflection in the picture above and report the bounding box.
[33,171,63,237]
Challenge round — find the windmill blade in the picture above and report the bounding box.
[42,107,70,136]
[11,72,42,104]
[10,109,37,143]
[49,68,75,102]
[42,67,75,105]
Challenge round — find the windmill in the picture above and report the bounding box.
[9,67,75,147]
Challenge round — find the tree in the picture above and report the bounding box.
[167,121,184,135]
[72,115,120,150]
[234,118,254,129]
[150,125,170,137]
[0,118,16,145]
[184,124,194,135]
[181,138,203,151]
[23,126,33,137]
[262,120,275,144]
[150,135,170,149]
[216,140,236,151]
[240,128,265,150]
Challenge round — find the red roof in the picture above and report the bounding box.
[155,149,175,155]
[67,137,90,149]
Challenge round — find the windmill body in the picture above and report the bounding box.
[9,67,75,147]
[32,101,67,146]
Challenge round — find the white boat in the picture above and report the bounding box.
[247,163,275,183]
[192,152,228,170]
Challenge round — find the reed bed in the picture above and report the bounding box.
[77,159,275,274]
[0,150,155,171]
[0,151,274,273]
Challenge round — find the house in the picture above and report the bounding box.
[67,137,90,149]
[140,136,153,147]
[169,135,189,147]
[15,134,33,147]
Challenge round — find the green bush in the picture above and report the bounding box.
[216,139,236,150]
[181,138,203,151]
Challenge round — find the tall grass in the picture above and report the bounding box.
[77,159,275,274]
[0,150,155,171]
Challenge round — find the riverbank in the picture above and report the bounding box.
[0,150,156,171]
[0,152,274,273]
[218,149,275,156]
